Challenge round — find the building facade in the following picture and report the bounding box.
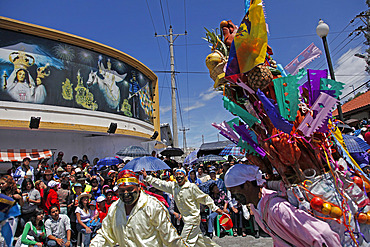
[0,17,160,163]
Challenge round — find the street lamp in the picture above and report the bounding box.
[316,19,344,121]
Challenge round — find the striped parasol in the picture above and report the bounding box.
[183,149,199,165]
[219,144,245,157]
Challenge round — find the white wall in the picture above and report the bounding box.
[0,101,154,136]
[0,128,147,164]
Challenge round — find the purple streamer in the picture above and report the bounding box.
[212,122,239,143]
[307,69,328,106]
[219,131,238,145]
[234,124,266,157]
[297,92,338,137]
[256,89,293,134]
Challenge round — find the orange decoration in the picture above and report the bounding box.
[329,207,343,219]
[356,212,368,224]
[352,176,363,188]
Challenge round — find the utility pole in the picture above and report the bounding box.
[179,127,190,153]
[350,85,356,98]
[156,26,187,148]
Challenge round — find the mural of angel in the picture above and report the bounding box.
[87,58,127,111]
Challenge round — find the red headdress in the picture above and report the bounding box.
[117,170,139,187]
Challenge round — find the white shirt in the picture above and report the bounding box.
[145,176,219,225]
[75,207,91,223]
[90,192,187,247]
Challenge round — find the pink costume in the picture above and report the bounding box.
[251,188,341,247]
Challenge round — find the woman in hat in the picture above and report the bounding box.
[42,180,60,215]
[42,169,54,185]
[75,192,93,247]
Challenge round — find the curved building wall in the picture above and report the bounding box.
[0,17,160,161]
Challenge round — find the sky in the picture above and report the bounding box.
[1,0,369,149]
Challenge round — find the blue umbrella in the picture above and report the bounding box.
[198,180,217,194]
[96,157,123,170]
[123,156,170,172]
[184,149,199,165]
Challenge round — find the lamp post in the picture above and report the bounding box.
[316,19,344,121]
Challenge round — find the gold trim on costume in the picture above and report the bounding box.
[0,197,15,206]
[117,177,139,185]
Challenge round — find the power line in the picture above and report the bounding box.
[145,0,157,33]
[153,70,208,74]
[144,0,170,106]
[341,79,370,99]
[316,33,362,69]
[184,0,190,129]
[175,74,185,128]
[314,19,362,69]
[165,0,172,26]
[333,41,364,70]
[159,0,168,34]
[174,30,355,47]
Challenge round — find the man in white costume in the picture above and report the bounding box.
[90,170,187,247]
[142,168,223,247]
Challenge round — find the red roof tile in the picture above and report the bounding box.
[333,90,370,116]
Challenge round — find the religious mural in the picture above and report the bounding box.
[0,28,154,124]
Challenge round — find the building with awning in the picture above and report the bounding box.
[0,17,160,166]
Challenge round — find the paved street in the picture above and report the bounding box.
[213,235,273,247]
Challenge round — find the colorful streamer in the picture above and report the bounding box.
[273,74,300,121]
[223,96,260,126]
[225,0,268,83]
[297,92,338,137]
[234,124,266,157]
[256,89,293,134]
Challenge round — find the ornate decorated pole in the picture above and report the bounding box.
[3,70,8,89]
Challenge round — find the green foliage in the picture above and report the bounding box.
[203,27,229,57]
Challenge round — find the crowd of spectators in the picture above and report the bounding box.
[0,152,261,247]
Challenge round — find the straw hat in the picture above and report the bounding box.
[44,169,53,175]
[77,192,92,203]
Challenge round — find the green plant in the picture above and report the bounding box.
[203,27,229,57]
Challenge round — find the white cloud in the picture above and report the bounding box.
[334,46,370,103]
[199,87,221,101]
[184,102,205,112]
[160,105,171,114]
[181,87,221,113]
